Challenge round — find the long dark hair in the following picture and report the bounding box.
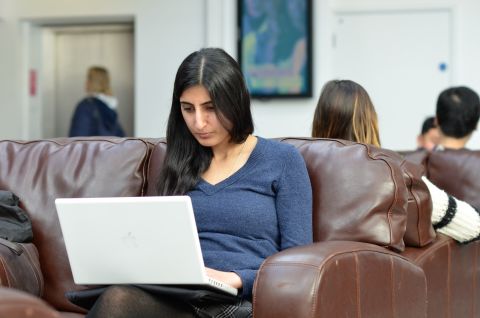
[311,79,381,147]
[157,48,254,195]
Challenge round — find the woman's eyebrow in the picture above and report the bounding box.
[179,100,213,105]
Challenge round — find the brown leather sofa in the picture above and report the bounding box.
[401,148,480,210]
[0,137,478,317]
[400,147,480,317]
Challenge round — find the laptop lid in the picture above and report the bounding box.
[55,196,210,286]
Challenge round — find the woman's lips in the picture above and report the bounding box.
[196,132,211,139]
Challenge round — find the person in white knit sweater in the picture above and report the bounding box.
[311,79,480,243]
[422,176,480,243]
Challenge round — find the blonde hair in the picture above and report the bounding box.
[311,79,381,147]
[86,66,112,95]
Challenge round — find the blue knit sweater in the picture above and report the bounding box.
[187,137,313,300]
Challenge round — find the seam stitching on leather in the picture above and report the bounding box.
[138,139,150,196]
[0,258,12,287]
[24,246,43,296]
[447,242,451,318]
[474,244,478,317]
[355,253,361,318]
[390,255,396,318]
[405,168,423,244]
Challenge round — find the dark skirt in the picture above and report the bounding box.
[66,285,252,318]
[191,298,252,318]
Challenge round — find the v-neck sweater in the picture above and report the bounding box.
[187,137,313,300]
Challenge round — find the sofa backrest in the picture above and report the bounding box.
[427,149,480,210]
[402,148,480,211]
[279,138,409,252]
[0,138,155,312]
[147,137,436,251]
[145,139,167,196]
[398,149,429,168]
[402,148,480,316]
[397,158,436,247]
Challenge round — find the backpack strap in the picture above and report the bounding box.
[0,237,23,255]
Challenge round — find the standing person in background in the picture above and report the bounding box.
[311,79,480,244]
[435,86,480,150]
[78,48,312,318]
[417,116,440,151]
[69,66,125,137]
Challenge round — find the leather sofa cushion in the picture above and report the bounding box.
[145,139,167,196]
[280,138,408,252]
[403,234,480,317]
[0,138,151,312]
[254,241,427,317]
[398,150,436,247]
[398,159,435,247]
[148,138,433,249]
[398,149,429,168]
[427,149,480,210]
[0,287,60,318]
[0,242,43,296]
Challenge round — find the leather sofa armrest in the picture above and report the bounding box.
[0,240,44,297]
[253,241,427,318]
[0,287,59,318]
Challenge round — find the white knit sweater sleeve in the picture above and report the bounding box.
[422,176,480,243]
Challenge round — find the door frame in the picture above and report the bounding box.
[21,16,134,139]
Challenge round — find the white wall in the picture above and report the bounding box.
[0,0,23,139]
[0,0,205,139]
[331,0,480,91]
[1,0,480,149]
[210,0,480,148]
[329,0,480,148]
[457,0,480,148]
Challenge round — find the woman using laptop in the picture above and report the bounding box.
[84,48,312,317]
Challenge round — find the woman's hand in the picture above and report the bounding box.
[205,267,243,289]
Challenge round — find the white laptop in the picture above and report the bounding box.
[55,196,238,296]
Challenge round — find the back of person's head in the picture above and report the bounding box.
[436,86,480,138]
[86,66,112,95]
[417,116,439,150]
[169,47,253,144]
[159,47,254,195]
[421,116,436,135]
[311,79,381,147]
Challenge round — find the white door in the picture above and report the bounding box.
[331,9,452,150]
[50,25,134,137]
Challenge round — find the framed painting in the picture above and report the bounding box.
[238,0,313,98]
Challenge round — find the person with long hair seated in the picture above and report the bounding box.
[82,48,312,318]
[311,79,480,244]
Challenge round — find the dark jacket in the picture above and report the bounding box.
[69,97,125,137]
